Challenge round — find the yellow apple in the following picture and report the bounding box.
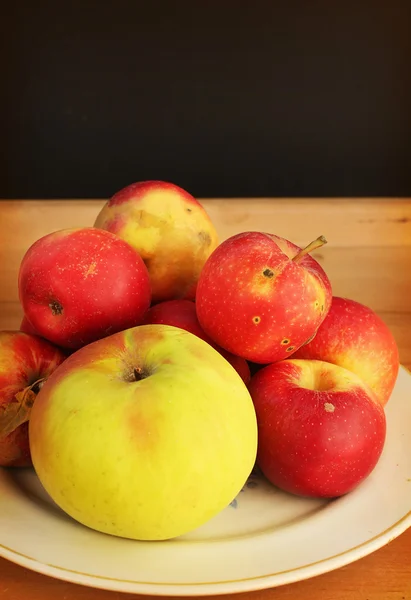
[29,324,257,541]
[94,181,219,303]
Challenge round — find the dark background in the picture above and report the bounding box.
[1,1,410,199]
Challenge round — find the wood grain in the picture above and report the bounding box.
[0,198,410,600]
[3,244,410,310]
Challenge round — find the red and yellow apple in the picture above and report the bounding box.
[293,297,399,406]
[196,232,332,364]
[94,180,219,303]
[18,227,151,350]
[29,324,258,541]
[142,299,250,384]
[0,331,66,467]
[248,359,386,498]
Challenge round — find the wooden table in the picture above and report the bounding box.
[0,198,410,600]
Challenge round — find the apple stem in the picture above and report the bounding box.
[133,367,150,382]
[292,236,327,264]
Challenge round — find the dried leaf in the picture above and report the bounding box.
[0,378,45,440]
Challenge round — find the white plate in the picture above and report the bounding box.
[1,366,411,596]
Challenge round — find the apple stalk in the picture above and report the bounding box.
[292,235,327,264]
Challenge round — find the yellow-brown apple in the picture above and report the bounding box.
[94,180,219,303]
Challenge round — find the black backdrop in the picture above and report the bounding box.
[2,1,411,199]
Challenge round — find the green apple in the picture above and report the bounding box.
[29,324,257,541]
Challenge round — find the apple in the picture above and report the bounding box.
[248,361,265,378]
[18,227,151,349]
[0,331,66,467]
[142,299,250,384]
[196,232,332,364]
[29,324,258,541]
[20,317,74,358]
[292,296,399,406]
[20,315,40,337]
[93,180,219,304]
[248,359,386,498]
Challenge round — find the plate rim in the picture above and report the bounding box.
[1,509,411,596]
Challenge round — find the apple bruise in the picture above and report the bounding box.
[198,230,212,247]
[109,208,215,303]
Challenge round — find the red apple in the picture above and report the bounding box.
[18,228,151,349]
[94,180,219,303]
[293,297,399,406]
[20,318,74,358]
[0,331,66,467]
[20,315,39,337]
[248,361,265,378]
[248,359,386,498]
[142,299,250,384]
[196,232,332,364]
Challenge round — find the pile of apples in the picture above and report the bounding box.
[0,181,400,541]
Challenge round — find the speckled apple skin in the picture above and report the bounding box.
[196,231,332,364]
[19,228,151,349]
[293,296,399,406]
[249,359,386,498]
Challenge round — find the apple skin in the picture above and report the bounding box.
[292,297,399,406]
[94,180,219,304]
[20,317,74,358]
[142,299,250,384]
[18,227,151,349]
[248,359,386,498]
[196,231,332,364]
[20,316,39,337]
[29,324,258,541]
[0,331,66,467]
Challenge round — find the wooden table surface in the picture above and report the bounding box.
[0,198,410,600]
